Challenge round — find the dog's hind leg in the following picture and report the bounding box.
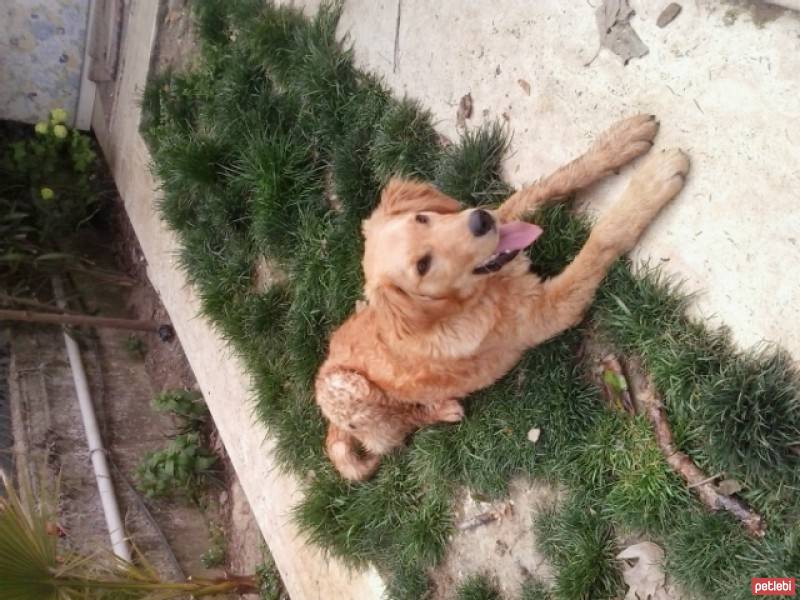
[317,367,463,478]
[358,399,464,455]
[523,149,689,346]
[496,114,659,222]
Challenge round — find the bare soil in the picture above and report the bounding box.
[428,479,560,599]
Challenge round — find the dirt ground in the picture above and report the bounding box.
[429,479,560,599]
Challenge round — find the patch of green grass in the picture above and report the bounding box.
[140,1,800,598]
[456,575,502,600]
[536,494,623,600]
[436,121,512,206]
[369,98,441,183]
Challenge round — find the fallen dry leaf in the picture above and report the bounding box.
[517,79,531,96]
[598,354,635,414]
[595,0,649,65]
[617,542,670,600]
[456,93,473,128]
[457,501,514,531]
[716,478,744,496]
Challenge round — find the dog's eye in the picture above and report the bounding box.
[415,214,429,224]
[416,254,432,276]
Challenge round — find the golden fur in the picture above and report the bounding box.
[315,114,690,480]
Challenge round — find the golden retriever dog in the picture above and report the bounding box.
[316,114,689,480]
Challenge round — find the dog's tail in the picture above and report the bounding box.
[325,424,380,481]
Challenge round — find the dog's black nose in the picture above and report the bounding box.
[468,209,495,237]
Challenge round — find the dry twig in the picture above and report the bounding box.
[625,357,766,537]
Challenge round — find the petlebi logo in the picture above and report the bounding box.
[751,577,795,596]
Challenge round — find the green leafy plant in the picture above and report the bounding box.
[135,432,219,501]
[0,112,98,281]
[152,388,209,433]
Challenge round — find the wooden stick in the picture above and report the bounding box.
[626,357,766,537]
[67,264,137,287]
[0,308,160,333]
[0,292,73,314]
[456,502,513,531]
[686,472,722,489]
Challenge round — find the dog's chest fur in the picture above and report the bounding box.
[322,259,543,402]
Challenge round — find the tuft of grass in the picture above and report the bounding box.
[665,510,760,600]
[369,98,442,183]
[455,575,502,600]
[519,579,553,600]
[566,413,692,534]
[699,350,800,485]
[140,1,800,598]
[436,121,512,206]
[535,494,623,600]
[241,131,325,258]
[595,263,800,494]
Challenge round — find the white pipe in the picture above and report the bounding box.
[52,276,132,562]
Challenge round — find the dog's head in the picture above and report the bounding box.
[362,179,542,335]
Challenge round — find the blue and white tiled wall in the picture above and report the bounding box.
[1,0,90,127]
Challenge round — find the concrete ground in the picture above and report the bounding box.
[313,0,800,359]
[92,1,800,599]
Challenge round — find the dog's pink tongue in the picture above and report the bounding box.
[496,221,543,254]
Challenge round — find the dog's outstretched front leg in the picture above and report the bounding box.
[525,149,690,346]
[497,114,659,222]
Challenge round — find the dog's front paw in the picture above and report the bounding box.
[592,148,689,255]
[630,148,690,207]
[430,399,464,423]
[591,114,659,172]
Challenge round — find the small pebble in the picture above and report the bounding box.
[527,427,541,444]
[657,3,682,28]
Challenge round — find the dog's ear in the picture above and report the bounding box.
[375,178,461,217]
[368,281,457,336]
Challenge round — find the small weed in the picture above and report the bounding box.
[135,432,219,501]
[152,388,209,433]
[256,549,289,600]
[124,334,146,360]
[200,522,227,569]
